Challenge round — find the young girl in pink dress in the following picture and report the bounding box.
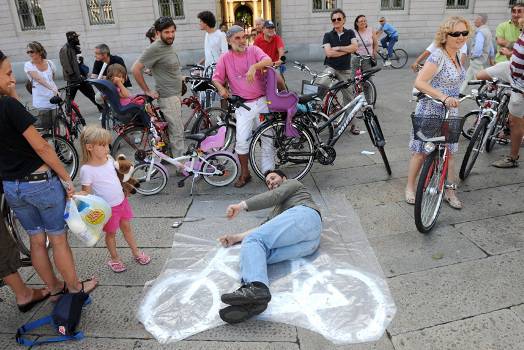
[79,126,151,272]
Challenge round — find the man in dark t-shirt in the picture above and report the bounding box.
[319,8,359,133]
[90,44,131,87]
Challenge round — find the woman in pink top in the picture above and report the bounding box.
[352,15,378,74]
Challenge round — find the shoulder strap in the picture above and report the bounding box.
[16,316,84,347]
[356,30,371,56]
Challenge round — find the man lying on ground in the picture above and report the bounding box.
[217,170,322,324]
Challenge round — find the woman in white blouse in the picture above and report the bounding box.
[24,41,58,128]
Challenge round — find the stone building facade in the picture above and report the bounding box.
[1,0,519,80]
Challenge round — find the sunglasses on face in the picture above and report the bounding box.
[331,17,343,22]
[448,31,469,37]
[26,50,34,54]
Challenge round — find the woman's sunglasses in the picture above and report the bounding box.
[26,50,34,54]
[448,31,469,37]
[331,17,343,23]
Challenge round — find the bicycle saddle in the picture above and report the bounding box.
[185,133,207,142]
[298,93,318,104]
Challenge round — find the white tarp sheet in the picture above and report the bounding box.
[137,193,396,344]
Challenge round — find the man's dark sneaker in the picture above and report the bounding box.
[219,303,268,324]
[221,282,271,305]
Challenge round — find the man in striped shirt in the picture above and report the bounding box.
[477,17,524,168]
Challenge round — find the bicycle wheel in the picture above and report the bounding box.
[390,49,408,69]
[459,118,488,180]
[249,120,315,181]
[364,80,377,106]
[298,111,334,145]
[42,134,79,180]
[1,195,31,266]
[363,111,391,175]
[111,126,151,162]
[414,150,445,233]
[486,99,509,153]
[201,153,239,187]
[133,162,168,195]
[192,107,236,150]
[461,111,480,140]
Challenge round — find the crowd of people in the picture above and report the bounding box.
[0,3,523,332]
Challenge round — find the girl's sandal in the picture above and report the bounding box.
[135,252,152,265]
[108,260,127,273]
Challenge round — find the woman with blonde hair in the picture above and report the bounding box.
[405,16,472,209]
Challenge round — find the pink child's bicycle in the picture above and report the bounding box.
[132,119,239,195]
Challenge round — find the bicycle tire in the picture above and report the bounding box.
[111,126,151,162]
[42,134,79,180]
[486,99,509,153]
[363,111,391,175]
[192,107,236,151]
[133,162,168,195]
[249,120,315,181]
[459,117,488,180]
[1,195,31,264]
[364,80,377,106]
[461,111,480,140]
[414,150,444,233]
[298,110,334,145]
[390,49,408,69]
[201,153,239,187]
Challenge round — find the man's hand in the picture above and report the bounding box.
[274,60,283,67]
[218,87,230,99]
[499,47,512,58]
[226,203,243,219]
[246,65,257,83]
[146,90,159,99]
[218,233,242,247]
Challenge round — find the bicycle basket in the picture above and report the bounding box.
[411,114,462,143]
[301,81,327,98]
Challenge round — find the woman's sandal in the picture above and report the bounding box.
[405,190,416,205]
[444,190,463,210]
[79,277,98,294]
[234,175,252,188]
[17,288,50,313]
[49,282,68,303]
[350,125,361,135]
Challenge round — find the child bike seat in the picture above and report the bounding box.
[265,67,299,137]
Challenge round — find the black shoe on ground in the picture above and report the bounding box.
[219,303,268,324]
[221,282,271,306]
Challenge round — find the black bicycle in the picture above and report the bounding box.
[249,66,390,180]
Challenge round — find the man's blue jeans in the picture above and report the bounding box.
[381,36,398,59]
[240,205,322,286]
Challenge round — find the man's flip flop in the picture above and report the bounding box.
[219,303,268,324]
[17,288,50,313]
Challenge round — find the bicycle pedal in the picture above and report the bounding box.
[177,180,185,188]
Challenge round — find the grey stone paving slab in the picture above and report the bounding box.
[297,328,394,350]
[28,247,171,286]
[355,202,415,238]
[511,304,524,322]
[0,285,42,333]
[135,340,299,350]
[129,182,192,218]
[387,251,524,335]
[458,156,524,191]
[0,335,138,350]
[342,179,405,209]
[391,309,524,350]
[29,286,151,339]
[187,320,297,342]
[369,225,487,277]
[312,162,402,189]
[454,213,524,255]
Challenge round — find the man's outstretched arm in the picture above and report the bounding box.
[218,228,256,247]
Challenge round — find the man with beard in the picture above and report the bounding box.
[59,31,102,112]
[212,25,274,187]
[217,169,322,323]
[132,17,185,156]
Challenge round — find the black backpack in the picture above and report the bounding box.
[16,292,90,347]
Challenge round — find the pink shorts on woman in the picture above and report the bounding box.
[103,197,134,233]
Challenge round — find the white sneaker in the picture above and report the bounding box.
[384,60,392,67]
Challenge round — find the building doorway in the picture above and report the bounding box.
[234,4,253,27]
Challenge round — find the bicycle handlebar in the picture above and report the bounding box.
[227,95,251,111]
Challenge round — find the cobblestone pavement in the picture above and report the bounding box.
[1,61,524,350]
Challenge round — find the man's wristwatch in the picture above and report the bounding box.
[240,201,248,211]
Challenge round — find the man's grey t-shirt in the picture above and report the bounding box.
[138,40,183,98]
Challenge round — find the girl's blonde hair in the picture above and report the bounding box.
[106,63,127,82]
[434,16,473,49]
[80,125,112,164]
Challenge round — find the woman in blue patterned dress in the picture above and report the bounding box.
[405,16,472,209]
